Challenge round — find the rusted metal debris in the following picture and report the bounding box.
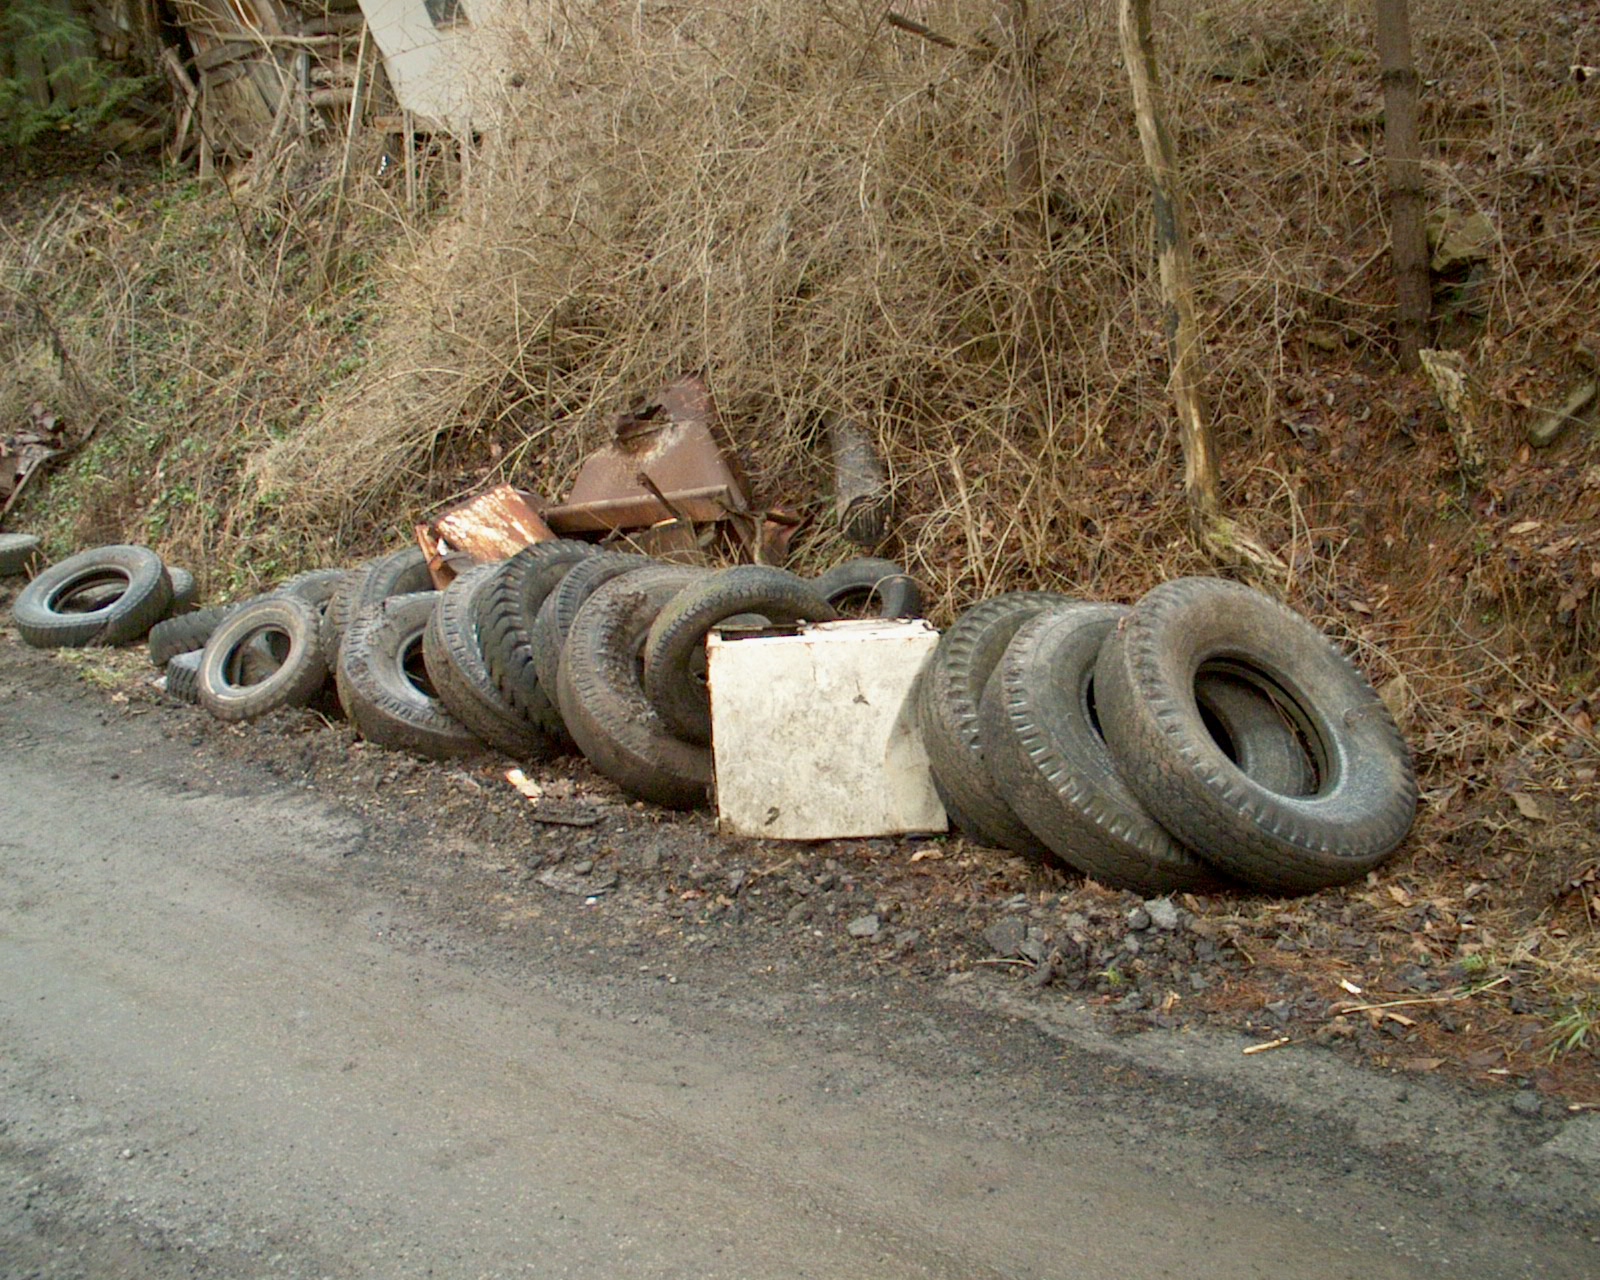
[1,403,66,521]
[419,374,797,574]
[542,374,753,536]
[416,483,555,587]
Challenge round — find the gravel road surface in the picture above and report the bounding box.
[2,646,1597,1279]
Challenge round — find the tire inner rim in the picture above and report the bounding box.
[1194,657,1327,796]
[49,569,131,615]
[400,633,437,700]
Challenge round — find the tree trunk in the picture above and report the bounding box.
[1375,0,1430,370]
[994,1,1044,242]
[1117,0,1221,526]
[993,0,1050,365]
[1118,0,1281,573]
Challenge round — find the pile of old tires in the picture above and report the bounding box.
[916,581,1417,896]
[8,542,196,647]
[9,541,1414,896]
[7,538,920,812]
[461,545,918,807]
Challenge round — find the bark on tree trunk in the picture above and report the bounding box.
[827,414,894,549]
[993,0,1050,366]
[1117,0,1220,524]
[1375,0,1430,370]
[1118,0,1281,572]
[994,0,1044,243]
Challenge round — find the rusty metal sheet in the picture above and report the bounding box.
[543,483,741,535]
[542,374,751,535]
[418,483,556,587]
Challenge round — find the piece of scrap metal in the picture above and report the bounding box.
[416,483,556,587]
[541,373,753,535]
[708,618,947,840]
[1,402,66,520]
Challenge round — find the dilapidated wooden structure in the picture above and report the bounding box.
[43,0,510,171]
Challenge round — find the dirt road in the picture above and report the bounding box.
[2,647,1597,1278]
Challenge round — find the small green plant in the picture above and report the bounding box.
[54,648,130,691]
[1458,951,1491,978]
[1546,997,1599,1062]
[0,2,149,150]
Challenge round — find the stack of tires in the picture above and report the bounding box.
[917,579,1417,896]
[10,540,919,808]
[11,543,198,650]
[465,546,918,807]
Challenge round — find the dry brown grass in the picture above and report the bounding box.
[241,2,1599,608]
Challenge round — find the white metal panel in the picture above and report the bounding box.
[708,619,947,840]
[357,0,513,129]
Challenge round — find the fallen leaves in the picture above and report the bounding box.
[1510,790,1559,822]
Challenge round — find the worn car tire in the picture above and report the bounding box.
[166,567,198,614]
[423,564,560,760]
[641,566,839,746]
[977,605,1221,892]
[273,567,349,613]
[197,594,329,723]
[556,566,711,809]
[916,592,1069,857]
[148,605,237,667]
[475,540,597,739]
[336,592,484,760]
[164,650,204,705]
[1094,576,1418,893]
[320,546,433,668]
[530,552,656,716]
[12,544,173,649]
[812,558,923,618]
[0,533,43,577]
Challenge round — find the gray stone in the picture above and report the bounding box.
[1510,1091,1544,1118]
[983,917,1029,958]
[847,913,881,939]
[1428,210,1495,272]
[1541,1114,1600,1167]
[1126,907,1153,931]
[1145,897,1181,931]
[538,867,617,896]
[1019,931,1049,964]
[1528,378,1597,449]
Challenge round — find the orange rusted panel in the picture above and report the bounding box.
[418,484,556,586]
[542,373,751,535]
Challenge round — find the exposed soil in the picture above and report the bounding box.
[6,575,1594,1113]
